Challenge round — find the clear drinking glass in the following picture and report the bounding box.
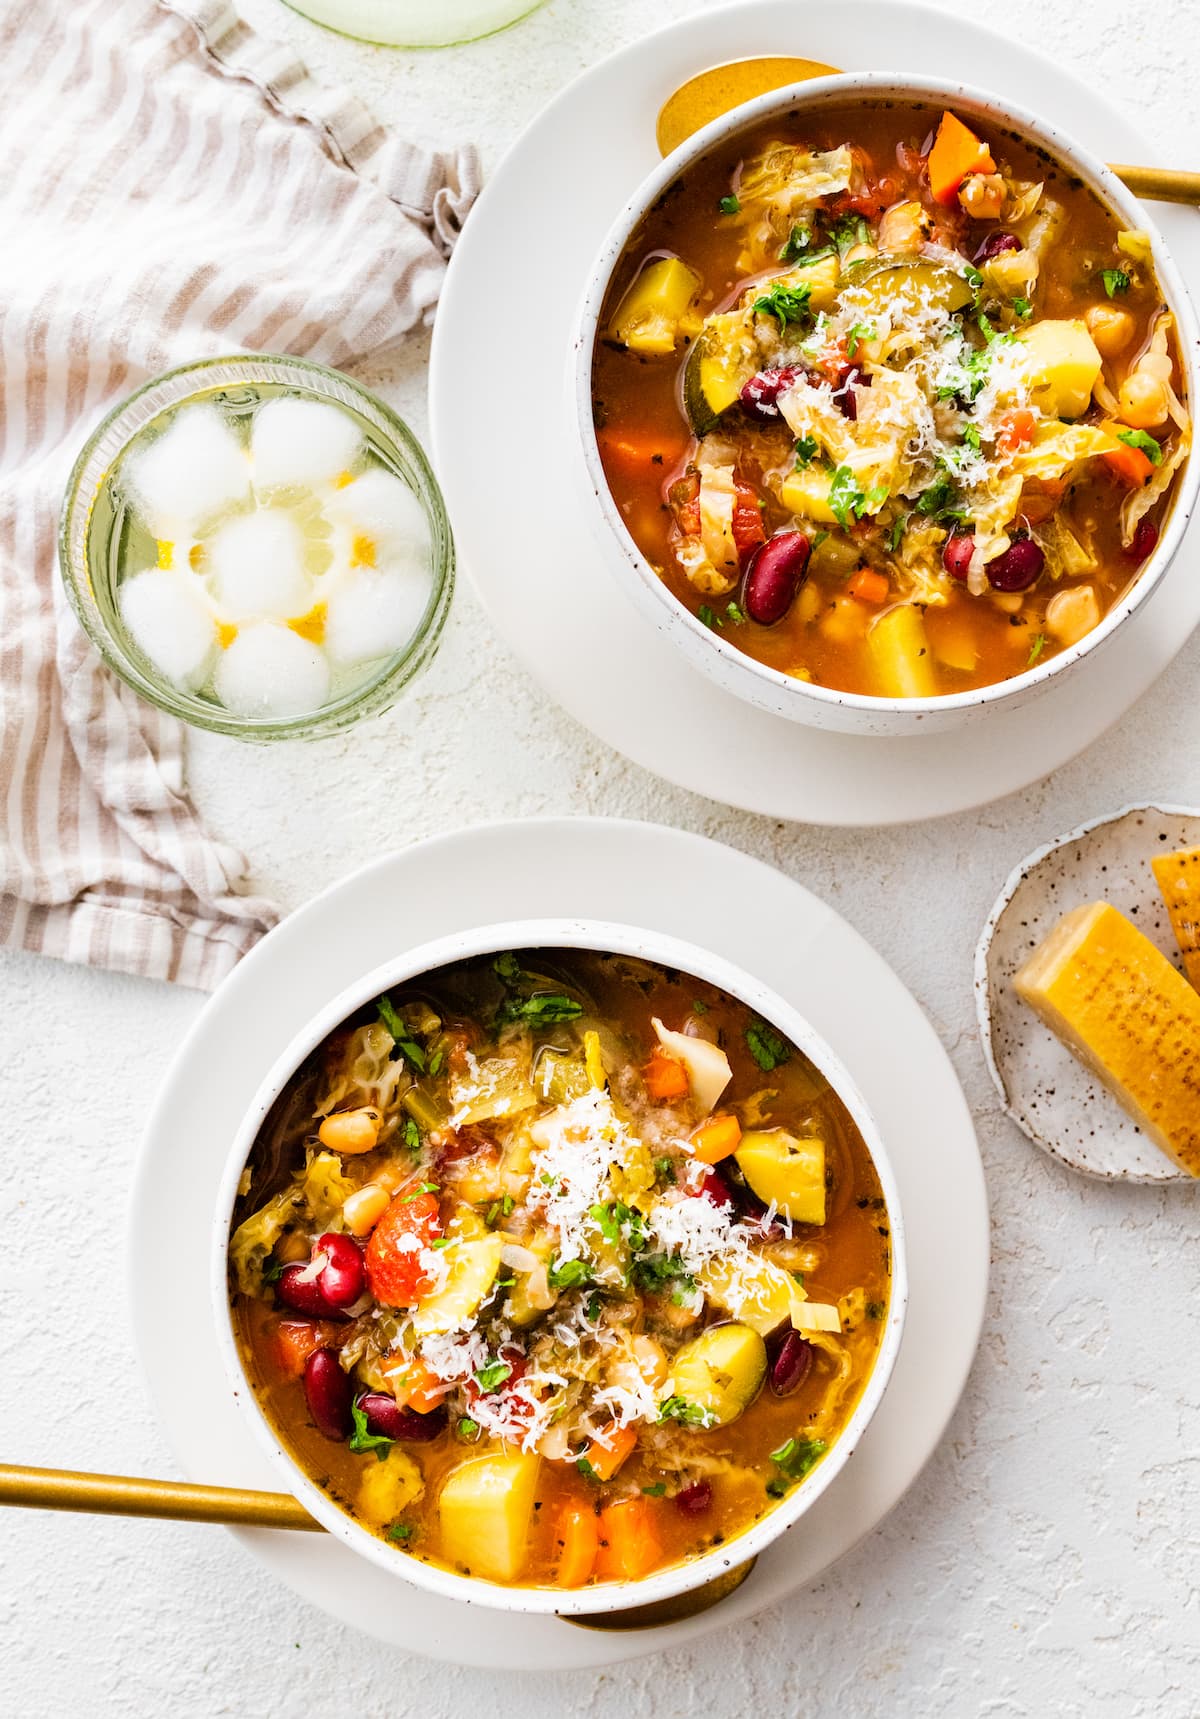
[59,355,454,743]
[281,0,549,47]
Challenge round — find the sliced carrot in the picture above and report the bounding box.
[996,409,1037,453]
[847,568,891,606]
[583,1425,638,1482]
[385,1356,448,1415]
[596,1498,665,1582]
[643,1049,689,1101]
[273,1319,339,1381]
[555,1504,600,1589]
[691,1112,743,1165]
[598,429,688,480]
[928,111,995,206]
[1103,439,1155,487]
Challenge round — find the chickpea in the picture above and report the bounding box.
[275,1229,311,1264]
[1084,302,1135,359]
[1117,368,1170,429]
[1045,584,1101,646]
[958,173,1005,219]
[317,1105,381,1154]
[822,594,869,644]
[991,591,1024,615]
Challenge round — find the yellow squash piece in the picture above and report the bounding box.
[1152,847,1200,987]
[356,1449,424,1527]
[735,1128,826,1224]
[1013,319,1103,419]
[868,604,937,699]
[608,257,702,355]
[700,1252,805,1335]
[780,464,839,525]
[438,1451,542,1582]
[1014,901,1200,1176]
[411,1235,504,1336]
[669,1323,767,1426]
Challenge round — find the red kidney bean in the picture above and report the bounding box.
[942,531,976,582]
[1125,518,1160,562]
[744,531,811,626]
[986,537,1045,591]
[974,231,1021,263]
[768,1331,814,1397]
[358,1393,448,1442]
[674,1480,713,1516]
[276,1263,345,1321]
[833,364,872,421]
[313,1232,365,1309]
[698,1168,735,1210]
[304,1348,353,1441]
[739,365,803,421]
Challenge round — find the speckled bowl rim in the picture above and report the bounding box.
[211,916,908,1616]
[574,72,1200,729]
[974,801,1200,1178]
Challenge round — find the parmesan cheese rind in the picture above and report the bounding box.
[1152,847,1200,989]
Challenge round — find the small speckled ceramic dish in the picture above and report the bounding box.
[976,803,1200,1182]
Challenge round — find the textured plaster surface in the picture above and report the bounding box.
[3,0,1200,1713]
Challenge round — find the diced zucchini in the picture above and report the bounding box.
[700,1253,805,1336]
[780,464,838,525]
[683,309,758,434]
[735,1128,826,1225]
[669,1323,767,1426]
[608,257,702,355]
[402,1084,448,1133]
[1013,319,1103,419]
[534,1049,590,1106]
[357,1449,424,1527]
[438,1452,541,1582]
[411,1235,503,1336]
[839,256,973,321]
[868,604,938,698]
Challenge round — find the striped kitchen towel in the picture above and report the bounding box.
[0,0,479,989]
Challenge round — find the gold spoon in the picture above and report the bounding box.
[0,1460,754,1628]
[657,57,1200,204]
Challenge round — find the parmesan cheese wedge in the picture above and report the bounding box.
[1151,846,1200,988]
[1014,901,1200,1177]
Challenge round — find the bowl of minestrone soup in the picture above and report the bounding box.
[576,75,1198,734]
[214,919,905,1614]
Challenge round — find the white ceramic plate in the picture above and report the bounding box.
[129,818,987,1669]
[976,803,1200,1182]
[429,0,1200,826]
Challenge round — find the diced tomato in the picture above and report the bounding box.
[996,409,1037,454]
[364,1191,442,1307]
[668,470,701,536]
[272,1318,342,1380]
[731,477,767,564]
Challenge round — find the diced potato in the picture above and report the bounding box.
[868,604,937,698]
[356,1449,424,1527]
[780,464,838,524]
[411,1235,503,1336]
[669,1323,767,1426]
[608,257,702,356]
[439,1452,542,1582]
[735,1128,826,1225]
[1013,319,1103,419]
[700,1253,805,1336]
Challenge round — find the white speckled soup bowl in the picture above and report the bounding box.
[573,73,1200,736]
[212,917,907,1617]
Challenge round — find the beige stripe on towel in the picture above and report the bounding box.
[0,0,479,990]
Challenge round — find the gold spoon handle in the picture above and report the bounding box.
[1110,164,1200,205]
[0,1462,322,1532]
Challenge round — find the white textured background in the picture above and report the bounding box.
[3,0,1200,1713]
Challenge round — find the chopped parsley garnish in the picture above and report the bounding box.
[548,1256,592,1290]
[485,1193,515,1227]
[746,1018,791,1072]
[493,951,522,983]
[642,1483,667,1497]
[658,1395,716,1428]
[766,1435,827,1496]
[457,1417,479,1439]
[403,1117,421,1154]
[692,998,709,1013]
[401,1179,438,1201]
[1102,268,1131,298]
[631,1250,695,1301]
[887,513,909,553]
[1013,296,1033,320]
[794,434,819,468]
[865,1300,885,1320]
[846,321,875,358]
[698,604,723,630]
[586,1291,603,1322]
[963,423,982,453]
[654,1154,676,1184]
[726,600,747,626]
[827,465,863,530]
[830,213,870,256]
[430,1237,453,1250]
[262,1257,285,1284]
[590,1199,647,1251]
[576,1456,600,1481]
[496,992,583,1027]
[473,1359,513,1393]
[752,280,813,330]
[427,1046,445,1078]
[963,264,984,291]
[794,244,837,269]
[349,1401,393,1460]
[1026,633,1047,667]
[914,466,966,526]
[1118,427,1163,464]
[377,996,426,1072]
[779,223,811,261]
[717,193,741,215]
[386,1522,415,1542]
